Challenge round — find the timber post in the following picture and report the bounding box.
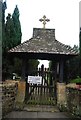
[59,60,64,83]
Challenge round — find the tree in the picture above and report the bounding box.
[2,13,18,80]
[13,58,22,76]
[79,28,81,77]
[2,1,7,24]
[80,28,81,57]
[2,4,22,80]
[10,5,22,77]
[12,5,22,45]
[27,59,40,76]
[2,1,8,80]
[65,45,79,81]
[2,1,7,53]
[5,13,16,50]
[3,5,22,50]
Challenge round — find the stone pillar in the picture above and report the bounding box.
[15,81,26,103]
[59,60,64,83]
[57,82,67,107]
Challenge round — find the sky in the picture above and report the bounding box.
[4,0,80,67]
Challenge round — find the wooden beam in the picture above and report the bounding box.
[59,60,64,83]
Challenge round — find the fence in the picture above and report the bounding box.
[27,85,56,105]
[26,65,56,105]
[27,66,55,86]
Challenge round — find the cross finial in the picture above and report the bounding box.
[39,15,50,29]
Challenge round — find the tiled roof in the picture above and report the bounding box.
[9,28,78,55]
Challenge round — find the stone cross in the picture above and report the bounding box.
[39,15,50,29]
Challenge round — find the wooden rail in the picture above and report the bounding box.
[27,85,56,105]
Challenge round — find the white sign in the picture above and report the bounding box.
[28,76,42,84]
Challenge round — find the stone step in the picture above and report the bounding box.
[23,105,59,112]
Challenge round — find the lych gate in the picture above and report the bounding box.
[9,16,78,105]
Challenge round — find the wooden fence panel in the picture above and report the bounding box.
[26,65,56,105]
[27,85,56,105]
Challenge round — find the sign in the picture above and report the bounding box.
[28,76,42,84]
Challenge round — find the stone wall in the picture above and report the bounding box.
[66,87,81,117]
[1,81,18,116]
[57,82,81,117]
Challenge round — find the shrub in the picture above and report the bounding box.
[70,76,81,84]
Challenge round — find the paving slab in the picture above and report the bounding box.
[37,112,69,118]
[4,111,69,118]
[4,111,37,118]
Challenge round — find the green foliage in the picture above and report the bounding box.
[79,28,81,58]
[49,60,57,84]
[2,1,7,24]
[12,5,22,45]
[58,104,67,112]
[13,58,22,76]
[66,56,79,80]
[65,45,79,81]
[27,59,40,76]
[49,60,56,71]
[5,13,15,50]
[28,59,39,71]
[2,3,22,80]
[2,1,7,53]
[2,4,22,51]
[79,28,81,77]
[2,55,14,80]
[70,76,81,83]
[49,61,52,70]
[0,2,2,58]
[73,45,79,53]
[3,5,22,51]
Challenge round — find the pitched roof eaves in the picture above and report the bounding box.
[8,38,33,52]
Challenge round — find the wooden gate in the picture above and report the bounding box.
[26,65,57,105]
